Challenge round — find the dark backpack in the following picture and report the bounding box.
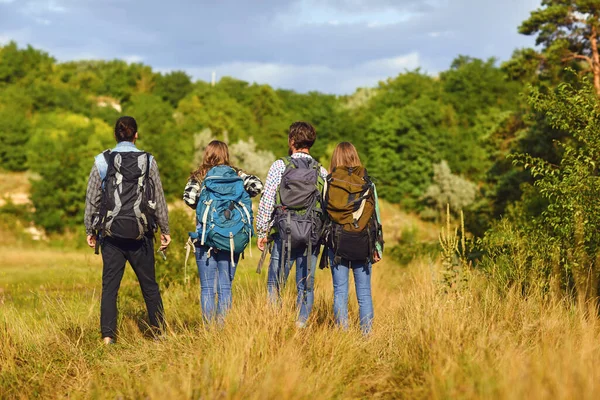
[95,150,157,241]
[325,166,378,263]
[272,156,325,286]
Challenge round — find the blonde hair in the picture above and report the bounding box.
[330,142,362,172]
[191,140,230,181]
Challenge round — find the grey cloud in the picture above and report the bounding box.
[315,0,437,13]
[0,0,540,93]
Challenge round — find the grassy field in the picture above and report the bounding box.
[1,202,599,399]
[2,237,600,399]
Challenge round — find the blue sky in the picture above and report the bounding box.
[0,0,541,94]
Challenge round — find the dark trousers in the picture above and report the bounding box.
[100,236,165,338]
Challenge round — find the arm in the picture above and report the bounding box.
[255,160,284,239]
[183,177,201,209]
[237,170,264,198]
[150,159,170,235]
[84,165,102,236]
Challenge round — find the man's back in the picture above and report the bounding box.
[84,141,170,241]
[84,116,169,344]
[255,152,327,240]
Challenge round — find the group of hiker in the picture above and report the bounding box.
[84,117,384,345]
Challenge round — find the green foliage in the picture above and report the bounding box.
[124,93,190,198]
[0,41,530,236]
[0,41,54,84]
[366,97,453,206]
[154,71,193,107]
[388,226,439,266]
[28,113,113,232]
[0,106,30,171]
[483,79,600,301]
[518,0,598,91]
[155,207,193,283]
[441,56,519,124]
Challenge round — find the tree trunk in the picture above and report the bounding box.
[590,25,600,97]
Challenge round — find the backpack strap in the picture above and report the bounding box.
[144,152,151,180]
[333,224,343,265]
[95,150,112,182]
[306,235,312,294]
[281,156,293,168]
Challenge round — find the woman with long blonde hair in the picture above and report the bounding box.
[324,142,383,334]
[183,140,263,322]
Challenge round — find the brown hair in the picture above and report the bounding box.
[289,121,316,150]
[330,142,362,172]
[191,140,230,181]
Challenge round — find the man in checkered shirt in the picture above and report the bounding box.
[256,121,328,327]
[84,116,170,344]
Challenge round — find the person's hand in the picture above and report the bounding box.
[258,237,268,252]
[373,251,381,264]
[87,235,97,248]
[159,234,171,251]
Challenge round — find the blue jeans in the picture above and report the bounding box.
[195,245,239,322]
[267,238,319,324]
[329,250,374,334]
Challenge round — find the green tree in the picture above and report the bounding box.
[125,93,188,198]
[366,97,453,207]
[28,113,113,232]
[0,42,54,84]
[440,56,519,124]
[0,107,31,171]
[153,71,193,107]
[483,79,600,302]
[520,0,600,95]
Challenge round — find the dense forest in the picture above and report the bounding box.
[0,44,526,234]
[3,0,600,301]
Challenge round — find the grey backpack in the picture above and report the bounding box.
[272,156,326,290]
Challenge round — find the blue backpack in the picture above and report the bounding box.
[189,166,254,266]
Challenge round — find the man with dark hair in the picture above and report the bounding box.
[288,121,316,150]
[256,121,327,327]
[84,116,171,344]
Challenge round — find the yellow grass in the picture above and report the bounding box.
[2,243,600,399]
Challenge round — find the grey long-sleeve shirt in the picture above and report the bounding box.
[84,156,170,236]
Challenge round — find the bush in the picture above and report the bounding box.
[389,226,439,266]
[481,79,600,301]
[422,160,478,217]
[155,207,195,284]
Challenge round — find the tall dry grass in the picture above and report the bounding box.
[2,244,600,399]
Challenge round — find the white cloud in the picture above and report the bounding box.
[171,52,423,93]
[21,0,67,16]
[428,30,453,38]
[277,0,419,27]
[123,54,144,64]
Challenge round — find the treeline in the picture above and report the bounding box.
[0,41,536,236]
